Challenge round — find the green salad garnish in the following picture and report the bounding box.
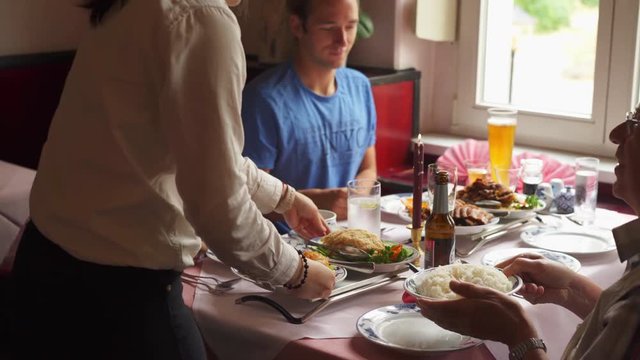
[511,194,541,210]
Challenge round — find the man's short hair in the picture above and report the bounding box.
[287,0,359,30]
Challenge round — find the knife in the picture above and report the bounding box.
[469,215,536,242]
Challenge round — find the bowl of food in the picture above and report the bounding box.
[404,263,523,301]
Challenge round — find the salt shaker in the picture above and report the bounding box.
[550,178,565,198]
[535,182,554,212]
[555,186,575,214]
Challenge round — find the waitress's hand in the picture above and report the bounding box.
[286,259,335,300]
[283,192,330,240]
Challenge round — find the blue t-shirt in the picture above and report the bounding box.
[242,62,376,189]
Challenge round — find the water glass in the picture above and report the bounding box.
[347,179,381,236]
[574,157,599,225]
[426,163,458,211]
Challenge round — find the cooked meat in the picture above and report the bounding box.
[452,200,495,226]
[321,229,385,252]
[456,178,517,207]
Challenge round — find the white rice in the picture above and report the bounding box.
[416,263,512,300]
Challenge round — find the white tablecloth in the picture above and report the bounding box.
[193,208,635,360]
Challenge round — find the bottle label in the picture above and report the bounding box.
[424,237,456,268]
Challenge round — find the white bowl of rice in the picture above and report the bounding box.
[404,263,523,300]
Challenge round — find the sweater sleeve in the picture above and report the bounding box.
[156,5,297,284]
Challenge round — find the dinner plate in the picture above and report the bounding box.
[356,303,483,355]
[310,237,420,273]
[404,265,523,301]
[397,208,500,235]
[482,247,581,272]
[520,228,616,255]
[380,192,428,216]
[478,196,546,219]
[230,266,348,291]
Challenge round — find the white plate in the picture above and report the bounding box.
[520,228,616,255]
[482,247,581,272]
[356,304,483,355]
[397,208,500,235]
[310,237,420,273]
[380,192,428,216]
[404,266,523,301]
[477,194,546,219]
[230,266,348,291]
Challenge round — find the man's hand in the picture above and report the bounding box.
[299,188,348,220]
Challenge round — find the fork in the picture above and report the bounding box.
[181,274,241,295]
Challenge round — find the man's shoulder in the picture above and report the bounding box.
[244,63,297,99]
[337,67,370,83]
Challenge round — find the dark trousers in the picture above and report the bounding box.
[9,221,206,360]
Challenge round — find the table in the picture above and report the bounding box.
[183,208,634,360]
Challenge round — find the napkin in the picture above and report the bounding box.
[402,291,417,303]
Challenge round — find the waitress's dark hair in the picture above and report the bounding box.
[80,0,128,26]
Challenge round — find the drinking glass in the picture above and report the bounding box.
[492,166,522,192]
[426,164,458,211]
[521,158,544,195]
[574,157,599,225]
[347,179,381,236]
[487,108,517,186]
[464,159,489,185]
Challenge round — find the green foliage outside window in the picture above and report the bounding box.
[515,0,599,33]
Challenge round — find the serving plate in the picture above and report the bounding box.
[230,265,347,291]
[478,196,546,219]
[356,303,483,355]
[310,237,420,273]
[482,247,581,272]
[520,228,615,255]
[404,266,523,301]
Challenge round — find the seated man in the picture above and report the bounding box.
[242,0,377,222]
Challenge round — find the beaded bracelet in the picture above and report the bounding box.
[284,249,309,290]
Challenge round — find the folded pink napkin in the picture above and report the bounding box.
[402,290,417,303]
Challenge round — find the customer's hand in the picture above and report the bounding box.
[288,259,335,300]
[417,281,538,347]
[300,188,348,220]
[499,253,601,318]
[283,192,330,240]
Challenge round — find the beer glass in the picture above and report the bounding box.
[464,159,489,185]
[487,108,517,186]
[426,163,458,211]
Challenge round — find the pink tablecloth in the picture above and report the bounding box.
[183,208,635,360]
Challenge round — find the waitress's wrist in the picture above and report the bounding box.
[275,184,296,214]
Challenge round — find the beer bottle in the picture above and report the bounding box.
[424,170,455,268]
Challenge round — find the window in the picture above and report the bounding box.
[454,0,639,157]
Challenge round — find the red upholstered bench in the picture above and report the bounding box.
[0,51,74,170]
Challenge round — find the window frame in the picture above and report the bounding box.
[453,0,639,158]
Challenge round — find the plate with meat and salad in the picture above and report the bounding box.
[309,228,419,273]
[456,179,545,218]
[398,198,499,235]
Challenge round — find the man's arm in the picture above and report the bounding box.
[355,145,377,181]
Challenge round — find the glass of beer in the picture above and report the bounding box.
[464,159,489,185]
[487,108,518,186]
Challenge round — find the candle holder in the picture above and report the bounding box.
[407,223,425,266]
